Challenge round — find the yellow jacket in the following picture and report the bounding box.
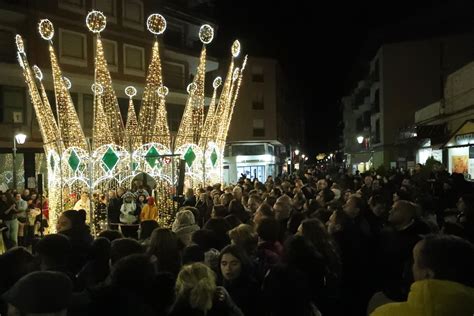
[140,204,158,221]
[372,279,474,316]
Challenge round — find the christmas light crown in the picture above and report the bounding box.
[16,10,247,231]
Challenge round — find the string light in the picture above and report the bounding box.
[18,13,246,232]
[199,24,214,44]
[38,19,54,40]
[147,13,166,35]
[63,77,71,90]
[86,10,106,33]
[125,86,137,98]
[231,40,241,57]
[15,34,24,54]
[32,65,43,81]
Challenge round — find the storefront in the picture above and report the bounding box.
[416,139,443,164]
[444,120,474,180]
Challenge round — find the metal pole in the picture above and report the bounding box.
[12,136,17,191]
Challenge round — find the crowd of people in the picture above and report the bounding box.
[0,162,474,315]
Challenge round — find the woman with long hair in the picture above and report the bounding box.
[169,262,243,316]
[147,228,182,276]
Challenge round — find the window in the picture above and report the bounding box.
[252,91,264,110]
[122,0,144,30]
[95,39,118,71]
[252,65,264,82]
[232,144,265,156]
[0,86,25,124]
[253,119,265,137]
[93,0,116,22]
[374,89,380,112]
[163,61,185,90]
[83,94,93,129]
[123,44,145,76]
[59,29,87,67]
[58,0,86,14]
[375,119,381,143]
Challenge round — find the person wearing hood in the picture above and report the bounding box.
[119,192,139,239]
[371,234,474,316]
[172,209,200,247]
[140,196,158,222]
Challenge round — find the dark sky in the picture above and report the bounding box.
[203,0,474,157]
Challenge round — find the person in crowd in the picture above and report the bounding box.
[253,203,274,226]
[34,234,74,280]
[139,220,159,246]
[56,210,93,275]
[247,194,263,214]
[255,217,283,280]
[212,205,228,219]
[376,200,432,301]
[371,234,474,316]
[273,201,292,242]
[182,244,205,265]
[110,238,144,267]
[218,245,261,316]
[73,192,91,224]
[191,229,220,271]
[169,262,244,316]
[220,192,233,209]
[140,196,158,222]
[15,193,28,246]
[262,235,325,316]
[98,229,123,242]
[172,209,200,247]
[204,218,231,251]
[2,271,73,316]
[119,192,139,239]
[76,237,110,290]
[136,192,147,214]
[147,228,182,276]
[107,189,122,230]
[1,193,19,247]
[228,224,258,258]
[183,188,197,207]
[366,194,388,236]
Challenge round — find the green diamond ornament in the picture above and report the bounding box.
[101,147,119,171]
[184,146,196,167]
[68,149,81,172]
[132,162,138,171]
[210,148,218,167]
[145,146,160,168]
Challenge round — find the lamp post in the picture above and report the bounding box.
[357,136,364,144]
[12,133,27,190]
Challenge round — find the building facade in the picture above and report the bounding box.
[343,33,474,172]
[0,0,218,190]
[223,57,302,183]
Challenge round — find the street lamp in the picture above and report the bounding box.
[357,136,364,144]
[294,149,300,156]
[13,133,26,190]
[301,154,306,159]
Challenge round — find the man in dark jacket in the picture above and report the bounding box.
[107,189,123,230]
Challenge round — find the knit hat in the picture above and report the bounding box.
[2,271,73,313]
[122,191,136,201]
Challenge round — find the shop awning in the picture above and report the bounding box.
[443,120,474,148]
[349,152,372,164]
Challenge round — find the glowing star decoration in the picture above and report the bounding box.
[233,67,240,81]
[231,40,241,57]
[147,14,166,35]
[32,65,43,81]
[86,10,106,33]
[157,86,169,97]
[15,35,25,54]
[213,77,222,89]
[91,83,104,95]
[38,19,54,41]
[187,83,197,94]
[125,86,137,98]
[199,24,214,44]
[63,77,71,90]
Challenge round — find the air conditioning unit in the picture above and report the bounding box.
[13,111,23,123]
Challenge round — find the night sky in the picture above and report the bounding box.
[202,0,474,159]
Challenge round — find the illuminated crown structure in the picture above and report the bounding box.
[15,11,247,230]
